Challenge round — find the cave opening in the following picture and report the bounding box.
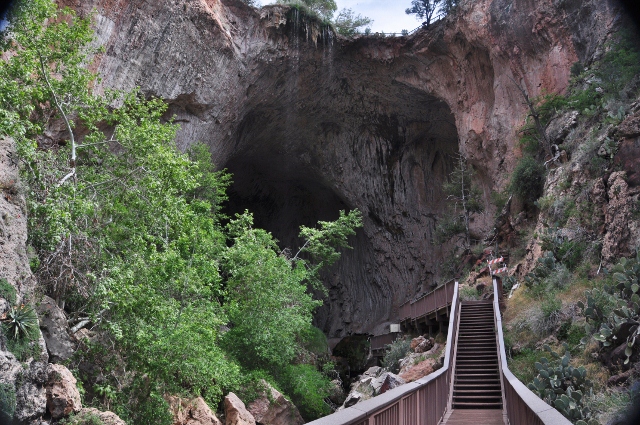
[223,153,351,254]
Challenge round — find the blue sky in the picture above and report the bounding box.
[263,1,421,33]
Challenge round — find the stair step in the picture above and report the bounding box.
[454,384,502,389]
[452,402,503,409]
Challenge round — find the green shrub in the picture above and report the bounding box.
[0,278,16,304]
[280,364,332,421]
[527,344,597,424]
[541,296,562,319]
[303,326,329,355]
[580,252,640,364]
[460,286,480,301]
[382,338,411,374]
[2,304,38,340]
[508,348,543,384]
[60,411,103,425]
[509,156,546,205]
[1,304,41,361]
[0,382,16,424]
[571,62,583,77]
[115,379,172,425]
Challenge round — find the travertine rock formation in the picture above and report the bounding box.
[45,363,82,419]
[55,0,619,336]
[224,392,256,425]
[247,380,304,425]
[165,395,224,425]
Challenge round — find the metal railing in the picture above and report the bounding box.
[399,279,456,323]
[307,283,460,425]
[492,279,572,425]
[366,12,446,38]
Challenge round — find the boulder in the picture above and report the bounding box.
[607,369,633,386]
[14,360,48,423]
[78,407,126,425]
[414,337,434,354]
[37,296,75,363]
[546,110,579,144]
[361,366,382,378]
[165,395,223,425]
[327,379,346,405]
[247,381,304,425]
[45,363,82,419]
[340,371,406,409]
[343,391,362,408]
[410,336,426,352]
[616,110,640,138]
[378,373,405,395]
[224,392,256,425]
[400,358,436,383]
[613,136,640,187]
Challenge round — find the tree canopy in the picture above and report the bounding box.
[0,0,363,422]
[405,0,459,27]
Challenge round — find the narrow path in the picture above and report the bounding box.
[442,300,505,424]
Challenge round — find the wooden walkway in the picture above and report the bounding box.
[441,301,507,425]
[441,409,506,424]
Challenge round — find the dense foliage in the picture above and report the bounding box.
[0,0,363,422]
[277,0,337,21]
[278,0,372,35]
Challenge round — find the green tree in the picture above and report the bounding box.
[333,8,372,36]
[406,0,458,27]
[221,209,362,371]
[509,156,546,206]
[1,0,363,420]
[436,155,484,250]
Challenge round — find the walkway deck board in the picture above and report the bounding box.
[442,409,505,424]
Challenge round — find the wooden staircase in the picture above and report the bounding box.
[452,300,503,410]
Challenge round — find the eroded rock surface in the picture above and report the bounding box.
[0,137,35,307]
[37,296,75,363]
[78,407,127,425]
[54,0,619,336]
[45,363,82,419]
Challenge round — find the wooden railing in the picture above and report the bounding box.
[370,332,402,355]
[399,279,456,323]
[492,279,572,425]
[306,283,460,425]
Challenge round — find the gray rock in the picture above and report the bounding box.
[362,366,382,378]
[36,296,75,363]
[343,391,362,408]
[14,361,48,423]
[546,111,579,145]
[377,373,406,395]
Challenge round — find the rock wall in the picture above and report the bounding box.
[54,0,620,336]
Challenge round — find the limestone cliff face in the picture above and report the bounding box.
[57,0,619,336]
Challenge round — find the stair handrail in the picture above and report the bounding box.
[306,282,460,425]
[492,278,573,424]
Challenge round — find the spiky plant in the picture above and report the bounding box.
[2,305,38,339]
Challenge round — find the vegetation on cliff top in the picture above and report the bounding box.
[0,0,362,422]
